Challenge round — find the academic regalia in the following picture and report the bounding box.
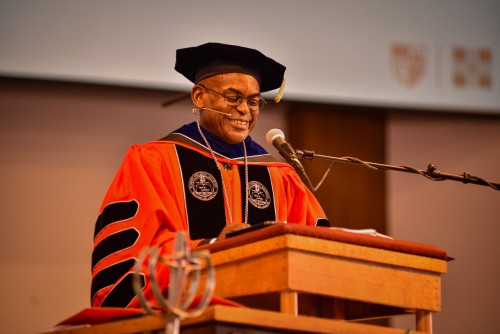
[91,42,328,308]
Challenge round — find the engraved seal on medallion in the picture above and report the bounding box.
[248,181,271,209]
[188,171,218,201]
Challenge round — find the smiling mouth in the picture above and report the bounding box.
[228,119,250,127]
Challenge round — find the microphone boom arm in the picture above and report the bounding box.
[295,149,500,191]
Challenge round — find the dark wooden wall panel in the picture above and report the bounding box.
[288,103,387,233]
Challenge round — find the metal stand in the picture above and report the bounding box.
[133,232,215,334]
[296,149,500,191]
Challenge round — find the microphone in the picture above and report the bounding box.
[266,129,305,174]
[266,129,314,191]
[192,108,232,116]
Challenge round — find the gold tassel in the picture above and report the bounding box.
[274,77,286,103]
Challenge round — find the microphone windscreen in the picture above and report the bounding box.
[266,128,285,146]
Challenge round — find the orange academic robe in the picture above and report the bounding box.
[91,123,328,307]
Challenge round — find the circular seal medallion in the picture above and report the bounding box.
[188,171,218,201]
[248,181,271,209]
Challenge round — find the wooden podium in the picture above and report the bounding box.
[46,304,436,334]
[45,224,447,334]
[196,224,448,334]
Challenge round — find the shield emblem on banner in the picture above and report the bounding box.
[390,43,427,88]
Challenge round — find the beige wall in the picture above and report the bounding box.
[387,112,500,333]
[1,78,500,333]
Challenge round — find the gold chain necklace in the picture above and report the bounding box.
[197,121,249,225]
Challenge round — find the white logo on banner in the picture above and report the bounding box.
[452,46,492,90]
[390,43,427,88]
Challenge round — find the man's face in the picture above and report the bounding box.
[194,73,261,145]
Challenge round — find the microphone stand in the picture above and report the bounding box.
[295,149,500,191]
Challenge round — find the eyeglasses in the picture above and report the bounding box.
[198,84,266,111]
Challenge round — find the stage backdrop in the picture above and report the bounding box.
[1,0,499,113]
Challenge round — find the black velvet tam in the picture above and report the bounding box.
[175,42,286,92]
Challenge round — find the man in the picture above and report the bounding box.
[91,42,328,308]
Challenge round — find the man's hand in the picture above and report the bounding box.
[217,223,251,240]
